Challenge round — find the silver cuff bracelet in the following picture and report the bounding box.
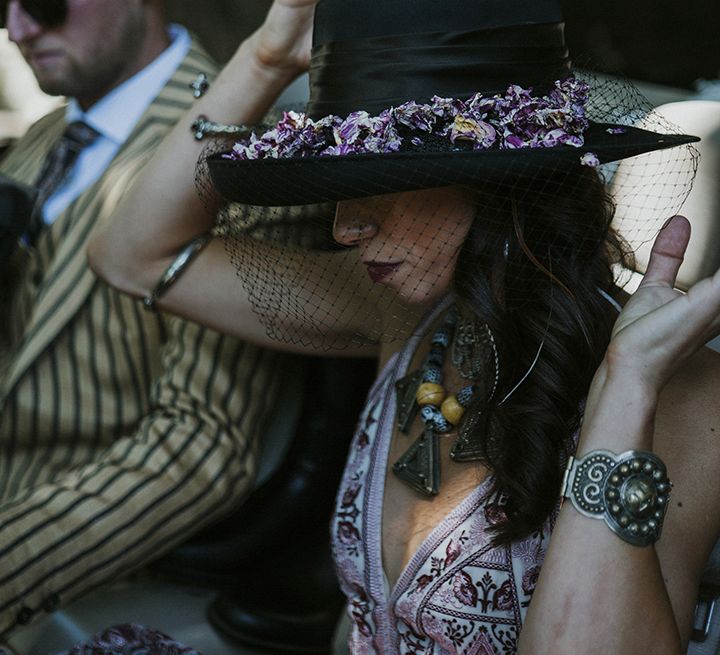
[561,449,672,547]
[143,233,212,311]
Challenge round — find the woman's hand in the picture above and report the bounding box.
[250,0,319,79]
[89,0,321,313]
[604,215,720,392]
[521,215,720,655]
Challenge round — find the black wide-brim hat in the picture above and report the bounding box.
[207,0,698,207]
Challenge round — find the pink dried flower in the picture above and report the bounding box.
[224,77,595,162]
[580,152,600,167]
[450,116,497,148]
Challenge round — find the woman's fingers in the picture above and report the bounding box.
[607,216,715,378]
[638,215,690,288]
[254,0,318,73]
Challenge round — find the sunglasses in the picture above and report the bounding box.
[0,0,67,29]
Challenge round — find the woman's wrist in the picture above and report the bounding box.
[198,34,304,129]
[578,359,659,455]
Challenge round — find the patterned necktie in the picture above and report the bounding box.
[27,120,100,244]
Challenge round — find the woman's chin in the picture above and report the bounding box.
[394,282,450,306]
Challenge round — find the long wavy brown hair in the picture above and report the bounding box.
[453,165,631,545]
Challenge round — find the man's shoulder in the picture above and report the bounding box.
[0,106,66,177]
[135,32,218,124]
[22,105,66,136]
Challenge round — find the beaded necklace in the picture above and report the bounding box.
[393,306,485,496]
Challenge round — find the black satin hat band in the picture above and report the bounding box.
[311,0,563,44]
[306,23,571,119]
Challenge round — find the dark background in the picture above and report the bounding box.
[166,0,719,89]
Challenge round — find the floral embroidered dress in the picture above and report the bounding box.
[52,624,202,655]
[331,301,556,655]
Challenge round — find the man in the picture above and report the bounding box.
[0,0,285,637]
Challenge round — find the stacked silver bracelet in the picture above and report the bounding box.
[561,449,672,547]
[191,115,252,141]
[143,233,212,311]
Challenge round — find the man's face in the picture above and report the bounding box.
[5,0,147,105]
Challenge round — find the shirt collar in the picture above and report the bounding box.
[66,23,191,144]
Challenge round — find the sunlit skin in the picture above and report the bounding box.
[5,0,167,109]
[333,186,476,304]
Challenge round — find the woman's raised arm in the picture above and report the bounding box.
[519,215,720,653]
[87,0,380,355]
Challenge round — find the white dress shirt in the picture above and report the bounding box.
[42,24,191,224]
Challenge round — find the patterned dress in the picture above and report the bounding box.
[331,302,557,654]
[52,624,201,655]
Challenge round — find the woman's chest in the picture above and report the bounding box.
[381,426,488,591]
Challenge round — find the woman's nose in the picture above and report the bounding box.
[6,1,43,43]
[333,215,379,246]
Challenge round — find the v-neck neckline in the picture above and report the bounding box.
[363,296,496,645]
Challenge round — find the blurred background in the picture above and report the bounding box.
[1,0,718,145]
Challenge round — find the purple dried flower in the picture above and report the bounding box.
[466,93,500,121]
[320,143,359,157]
[450,116,497,148]
[224,76,593,161]
[606,126,628,135]
[506,84,535,107]
[392,100,436,132]
[580,152,601,167]
[502,133,529,150]
[540,128,584,148]
[430,95,467,120]
[563,134,585,147]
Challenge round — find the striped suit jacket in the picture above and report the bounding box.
[0,37,285,635]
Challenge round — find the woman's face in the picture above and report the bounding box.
[333,187,476,304]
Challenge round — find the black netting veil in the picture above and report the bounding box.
[195,71,698,352]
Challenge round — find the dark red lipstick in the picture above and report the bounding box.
[364,261,401,283]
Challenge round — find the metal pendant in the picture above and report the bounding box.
[395,370,423,434]
[452,317,483,380]
[392,427,440,496]
[450,412,485,462]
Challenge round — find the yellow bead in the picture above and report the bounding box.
[441,395,465,426]
[416,382,445,406]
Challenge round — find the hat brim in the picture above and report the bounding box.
[207,123,698,207]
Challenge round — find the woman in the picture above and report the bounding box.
[85,0,720,652]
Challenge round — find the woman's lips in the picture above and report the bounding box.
[364,261,401,283]
[28,50,64,68]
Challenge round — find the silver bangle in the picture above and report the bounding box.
[191,114,252,141]
[561,449,672,547]
[143,233,212,311]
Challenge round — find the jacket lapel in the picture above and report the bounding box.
[3,37,218,395]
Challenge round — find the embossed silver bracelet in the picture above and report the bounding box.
[561,449,672,547]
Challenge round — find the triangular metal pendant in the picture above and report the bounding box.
[392,427,440,496]
[450,413,485,462]
[395,370,423,434]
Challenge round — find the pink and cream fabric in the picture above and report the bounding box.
[331,301,557,654]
